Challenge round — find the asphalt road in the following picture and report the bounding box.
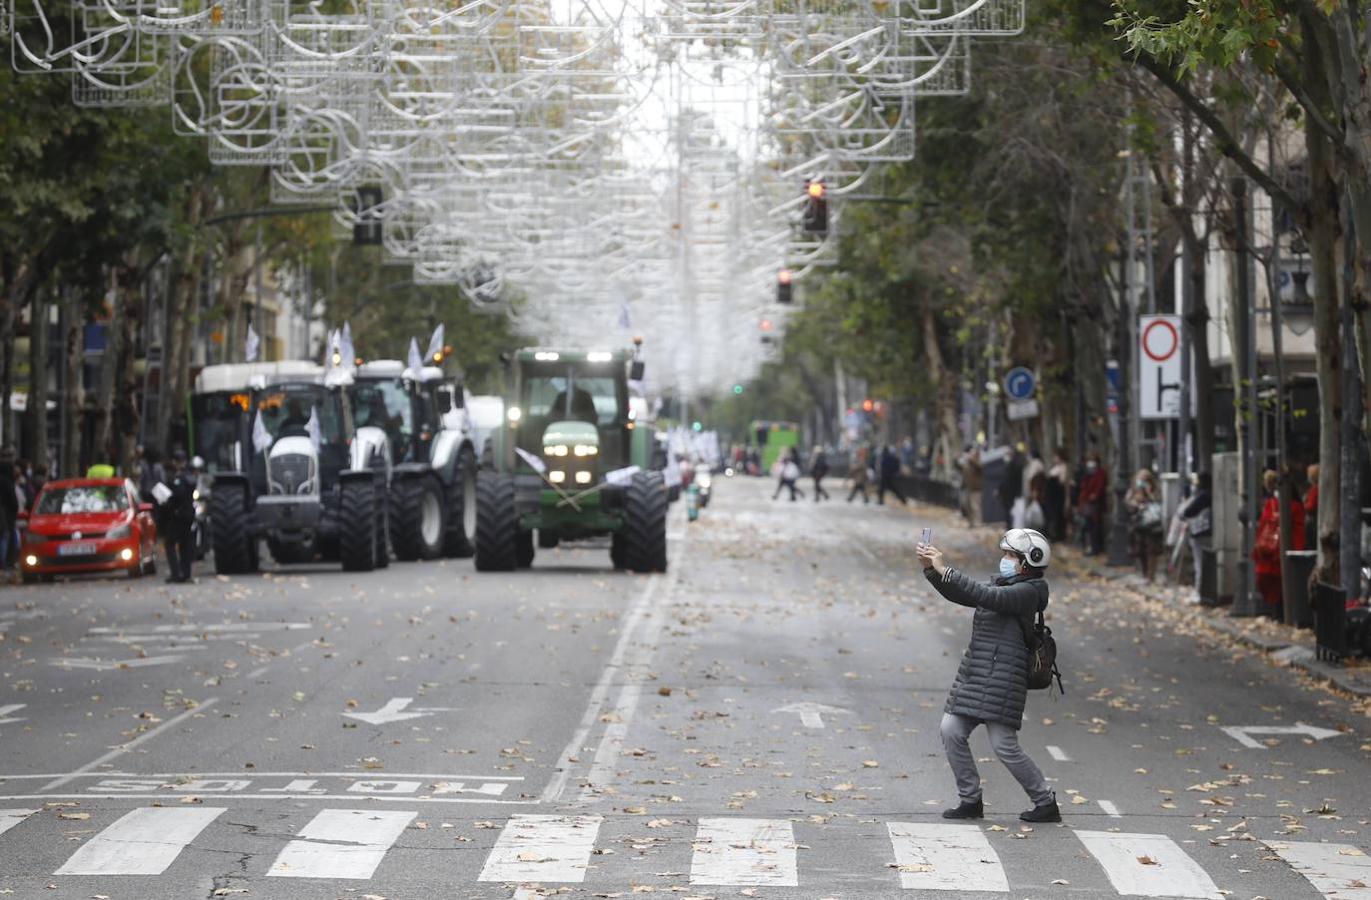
[0,476,1368,899]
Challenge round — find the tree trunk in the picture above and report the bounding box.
[91,267,125,466]
[114,277,142,476]
[921,305,961,481]
[27,288,50,471]
[61,288,83,479]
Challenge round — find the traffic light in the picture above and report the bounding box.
[732,383,743,395]
[862,398,874,412]
[776,269,793,304]
[802,180,828,235]
[353,186,383,246]
[692,421,703,432]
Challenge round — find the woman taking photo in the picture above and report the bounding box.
[917,529,1060,823]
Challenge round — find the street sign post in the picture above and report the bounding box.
[1139,315,1182,419]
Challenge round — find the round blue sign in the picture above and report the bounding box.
[1004,367,1036,400]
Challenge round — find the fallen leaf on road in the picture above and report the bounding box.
[56,813,89,820]
[1137,855,1158,865]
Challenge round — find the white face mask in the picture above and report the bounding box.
[998,558,1019,579]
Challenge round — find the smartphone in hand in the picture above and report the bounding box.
[920,527,933,546]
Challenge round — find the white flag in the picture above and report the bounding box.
[340,321,355,368]
[617,303,631,331]
[252,410,273,453]
[425,324,445,366]
[407,337,423,375]
[514,446,547,475]
[325,328,339,365]
[245,324,260,363]
[305,406,322,453]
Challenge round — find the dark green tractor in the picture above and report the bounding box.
[475,347,667,573]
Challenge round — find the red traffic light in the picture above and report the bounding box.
[806,181,826,199]
[777,269,793,285]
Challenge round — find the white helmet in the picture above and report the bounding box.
[1000,528,1051,569]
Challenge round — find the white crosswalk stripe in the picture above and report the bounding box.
[54,807,225,875]
[478,814,602,883]
[886,821,1008,892]
[266,809,415,880]
[0,809,38,838]
[1076,830,1222,899]
[1265,840,1371,899]
[690,817,798,887]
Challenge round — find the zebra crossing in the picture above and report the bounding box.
[2,806,1367,896]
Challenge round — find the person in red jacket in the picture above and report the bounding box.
[1075,453,1108,556]
[1254,469,1306,618]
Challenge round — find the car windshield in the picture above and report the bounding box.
[523,373,620,427]
[256,386,344,446]
[37,486,129,515]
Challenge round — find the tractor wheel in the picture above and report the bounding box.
[391,475,446,561]
[537,530,560,549]
[210,482,257,575]
[443,447,478,558]
[610,532,626,570]
[474,471,518,572]
[374,480,391,569]
[339,477,378,572]
[516,531,535,568]
[622,470,668,573]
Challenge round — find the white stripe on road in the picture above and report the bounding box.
[690,818,798,887]
[40,698,219,792]
[54,807,225,875]
[478,814,602,883]
[1076,830,1222,899]
[1046,745,1071,762]
[886,822,1007,892]
[1265,840,1371,899]
[0,809,38,838]
[267,809,415,879]
[1097,800,1122,818]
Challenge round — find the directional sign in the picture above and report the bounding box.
[0,704,26,725]
[1219,722,1344,749]
[342,697,455,726]
[772,702,850,729]
[1003,367,1036,401]
[1139,315,1182,419]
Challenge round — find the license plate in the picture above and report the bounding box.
[58,543,97,557]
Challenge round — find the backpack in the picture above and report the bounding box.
[1018,592,1064,694]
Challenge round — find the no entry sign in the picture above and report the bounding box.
[1139,315,1182,419]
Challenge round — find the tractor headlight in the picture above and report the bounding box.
[507,406,522,423]
[573,444,598,457]
[544,445,569,457]
[549,470,566,484]
[575,471,593,485]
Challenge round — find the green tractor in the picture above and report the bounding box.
[475,347,668,573]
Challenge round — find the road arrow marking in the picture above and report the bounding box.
[50,655,185,671]
[0,704,26,725]
[341,697,455,726]
[772,702,851,729]
[1220,722,1344,749]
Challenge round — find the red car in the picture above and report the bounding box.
[20,478,159,583]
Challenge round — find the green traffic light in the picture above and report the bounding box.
[692,421,703,432]
[733,384,743,394]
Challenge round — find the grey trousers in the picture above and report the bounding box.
[940,712,1053,806]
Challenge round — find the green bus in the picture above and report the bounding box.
[750,420,800,473]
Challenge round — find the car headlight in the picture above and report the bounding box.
[107,524,132,539]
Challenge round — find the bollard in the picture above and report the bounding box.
[686,483,699,522]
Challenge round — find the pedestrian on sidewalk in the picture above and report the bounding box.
[1178,471,1213,591]
[877,445,907,505]
[1045,449,1070,541]
[0,449,17,573]
[1000,446,1025,528]
[959,446,983,526]
[846,446,871,504]
[1126,468,1164,581]
[1254,468,1306,618]
[1075,453,1107,555]
[159,450,198,583]
[809,446,831,502]
[916,529,1060,823]
[772,448,805,502]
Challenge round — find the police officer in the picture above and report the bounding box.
[161,450,198,583]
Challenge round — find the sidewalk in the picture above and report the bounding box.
[1072,555,1371,702]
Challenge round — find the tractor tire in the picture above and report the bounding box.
[474,471,518,572]
[210,482,257,575]
[622,470,668,573]
[339,477,378,572]
[516,531,535,568]
[537,530,559,549]
[443,447,477,558]
[392,475,446,561]
[374,481,391,569]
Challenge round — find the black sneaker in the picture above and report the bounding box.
[1020,798,1061,823]
[941,799,984,820]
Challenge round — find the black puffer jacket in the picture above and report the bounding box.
[924,567,1048,729]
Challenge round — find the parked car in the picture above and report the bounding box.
[20,478,158,583]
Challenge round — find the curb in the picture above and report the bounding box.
[1079,562,1371,701]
